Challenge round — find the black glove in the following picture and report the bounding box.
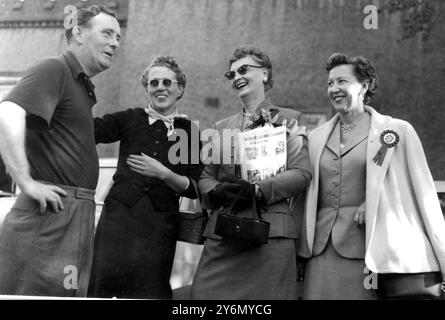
[222,179,255,211]
[232,180,255,212]
[232,179,255,197]
[208,181,245,207]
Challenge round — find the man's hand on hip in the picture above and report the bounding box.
[21,180,67,214]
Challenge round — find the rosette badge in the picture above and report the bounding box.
[372,129,399,166]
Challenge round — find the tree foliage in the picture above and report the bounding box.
[386,0,438,41]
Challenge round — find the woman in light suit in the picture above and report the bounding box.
[298,53,445,300]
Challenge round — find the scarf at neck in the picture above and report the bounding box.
[145,104,188,136]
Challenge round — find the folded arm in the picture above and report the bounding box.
[126,152,190,194]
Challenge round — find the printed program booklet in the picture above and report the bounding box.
[238,124,287,183]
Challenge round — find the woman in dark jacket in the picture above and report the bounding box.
[88,56,203,299]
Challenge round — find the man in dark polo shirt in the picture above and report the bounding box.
[0,5,121,297]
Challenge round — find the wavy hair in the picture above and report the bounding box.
[228,46,273,92]
[140,56,187,100]
[326,53,378,104]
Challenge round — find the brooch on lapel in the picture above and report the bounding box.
[245,108,284,130]
[372,130,399,166]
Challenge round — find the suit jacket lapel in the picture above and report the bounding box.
[365,106,394,246]
[340,122,369,156]
[306,114,339,251]
[326,122,340,157]
[310,114,339,172]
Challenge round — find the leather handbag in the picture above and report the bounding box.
[178,196,208,245]
[214,183,270,244]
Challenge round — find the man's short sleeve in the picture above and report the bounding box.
[3,58,66,130]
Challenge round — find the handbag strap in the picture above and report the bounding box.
[226,182,264,221]
[250,184,265,221]
[226,183,249,214]
[193,178,209,219]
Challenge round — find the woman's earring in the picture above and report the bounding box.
[263,76,268,83]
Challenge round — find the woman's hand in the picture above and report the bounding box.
[126,153,170,179]
[354,201,366,226]
[208,181,244,206]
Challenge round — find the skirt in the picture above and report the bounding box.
[303,239,378,300]
[87,195,179,299]
[191,237,297,300]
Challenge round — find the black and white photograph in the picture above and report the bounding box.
[0,0,444,312]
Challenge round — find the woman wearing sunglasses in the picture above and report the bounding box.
[191,46,311,299]
[88,56,203,299]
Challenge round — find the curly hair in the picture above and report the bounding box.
[65,5,117,43]
[140,56,187,100]
[228,46,273,92]
[326,53,378,104]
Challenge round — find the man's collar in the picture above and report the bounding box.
[63,50,87,80]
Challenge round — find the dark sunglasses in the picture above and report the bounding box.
[224,64,264,80]
[148,78,179,88]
